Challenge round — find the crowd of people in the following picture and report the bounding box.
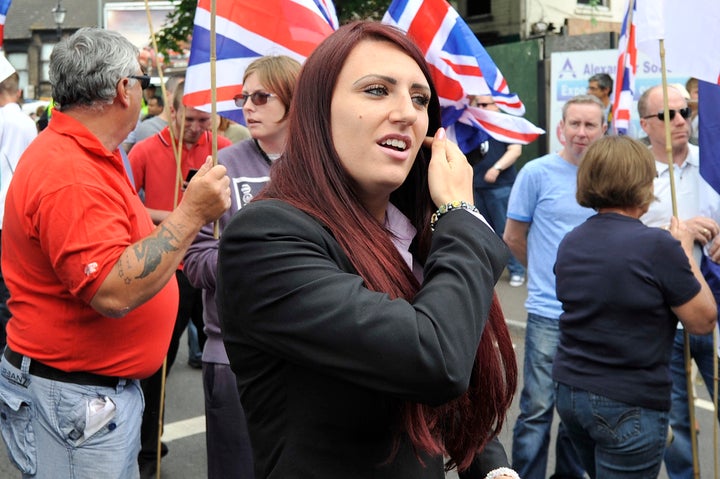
[0,18,717,479]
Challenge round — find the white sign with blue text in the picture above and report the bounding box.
[549,49,692,153]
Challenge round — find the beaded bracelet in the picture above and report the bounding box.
[430,200,479,231]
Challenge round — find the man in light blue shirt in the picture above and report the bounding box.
[505,94,606,479]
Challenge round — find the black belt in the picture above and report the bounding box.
[3,347,124,388]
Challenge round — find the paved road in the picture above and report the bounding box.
[1,274,719,477]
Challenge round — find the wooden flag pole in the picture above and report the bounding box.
[658,41,678,218]
[659,38,700,478]
[210,0,219,239]
[173,112,186,210]
[142,2,185,478]
[142,1,183,211]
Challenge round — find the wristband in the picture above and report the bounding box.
[430,200,479,231]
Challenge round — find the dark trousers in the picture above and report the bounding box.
[203,362,254,479]
[139,270,206,466]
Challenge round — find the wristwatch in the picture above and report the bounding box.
[493,165,503,171]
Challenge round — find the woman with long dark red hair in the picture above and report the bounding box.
[217,21,517,478]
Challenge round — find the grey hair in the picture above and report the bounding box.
[588,73,613,95]
[50,27,140,112]
[562,94,606,124]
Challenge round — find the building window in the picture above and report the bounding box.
[40,43,56,83]
[467,0,491,17]
[575,0,611,16]
[7,53,29,98]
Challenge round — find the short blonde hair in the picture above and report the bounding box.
[576,136,656,210]
[243,56,301,121]
[562,94,605,123]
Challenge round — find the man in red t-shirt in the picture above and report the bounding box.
[131,81,232,224]
[129,81,232,476]
[0,28,230,478]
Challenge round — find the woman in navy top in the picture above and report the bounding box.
[553,136,716,478]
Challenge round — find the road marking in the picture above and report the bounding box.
[163,416,206,442]
[696,398,715,412]
[506,318,526,330]
[161,400,717,444]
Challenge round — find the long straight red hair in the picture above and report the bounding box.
[259,21,516,471]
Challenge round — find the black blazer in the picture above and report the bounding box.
[217,199,508,479]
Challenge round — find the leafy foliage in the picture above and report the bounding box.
[335,0,392,21]
[154,0,196,57]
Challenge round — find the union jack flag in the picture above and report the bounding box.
[612,0,637,135]
[184,0,338,123]
[382,0,543,152]
[0,0,11,50]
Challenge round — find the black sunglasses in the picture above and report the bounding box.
[234,91,276,108]
[128,75,151,90]
[642,107,691,121]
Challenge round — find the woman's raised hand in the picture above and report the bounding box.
[424,127,474,208]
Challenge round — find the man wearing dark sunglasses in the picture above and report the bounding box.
[641,106,691,122]
[638,83,720,479]
[466,95,526,288]
[0,27,231,478]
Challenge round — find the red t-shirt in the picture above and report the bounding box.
[2,110,178,379]
[129,128,232,211]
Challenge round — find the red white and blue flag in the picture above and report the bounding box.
[698,81,720,303]
[0,0,11,50]
[611,0,637,135]
[382,0,543,152]
[184,0,338,123]
[450,106,546,151]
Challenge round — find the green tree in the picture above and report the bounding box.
[153,0,393,59]
[335,0,392,21]
[154,0,196,58]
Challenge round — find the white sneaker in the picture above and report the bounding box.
[509,274,525,287]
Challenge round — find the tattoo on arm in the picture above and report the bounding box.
[131,224,180,279]
[118,254,132,285]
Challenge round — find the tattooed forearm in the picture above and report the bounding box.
[131,224,180,279]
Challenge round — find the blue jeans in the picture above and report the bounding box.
[512,313,585,479]
[556,383,668,479]
[664,330,717,479]
[188,322,202,363]
[473,184,525,277]
[0,353,143,478]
